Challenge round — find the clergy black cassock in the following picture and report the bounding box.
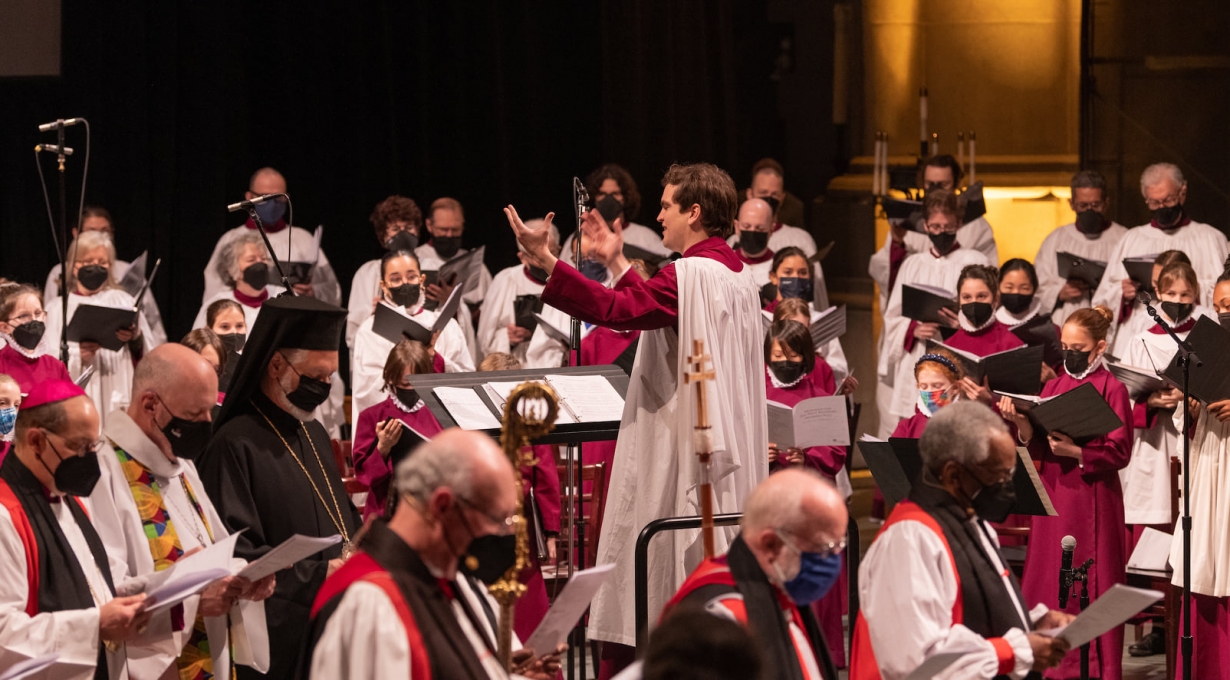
[197,295,360,680]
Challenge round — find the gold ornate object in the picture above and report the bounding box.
[685,339,717,559]
[490,382,559,671]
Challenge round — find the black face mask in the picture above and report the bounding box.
[1064,348,1092,376]
[388,283,421,308]
[769,360,806,385]
[929,231,957,255]
[1161,301,1193,324]
[40,436,101,497]
[960,301,994,328]
[596,194,624,224]
[241,262,269,290]
[1153,204,1185,229]
[1075,210,1105,236]
[12,320,46,350]
[281,355,332,412]
[777,277,812,300]
[762,196,781,216]
[527,265,549,284]
[384,230,419,253]
[218,332,246,353]
[76,265,109,292]
[739,230,769,254]
[432,236,462,260]
[394,386,420,408]
[999,293,1034,315]
[155,396,212,460]
[1219,312,1230,330]
[969,477,1017,523]
[453,503,518,585]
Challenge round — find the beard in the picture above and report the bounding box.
[272,368,316,422]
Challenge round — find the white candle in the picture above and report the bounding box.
[873,132,882,196]
[931,133,938,157]
[969,131,977,185]
[919,87,928,145]
[879,132,889,195]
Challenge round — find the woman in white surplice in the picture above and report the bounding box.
[503,162,768,668]
[351,249,474,423]
[43,230,156,428]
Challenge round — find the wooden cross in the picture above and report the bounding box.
[685,338,717,558]
[686,339,715,431]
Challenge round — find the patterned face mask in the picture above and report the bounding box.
[919,388,953,414]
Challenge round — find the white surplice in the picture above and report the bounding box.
[730,224,832,310]
[192,285,286,331]
[1031,222,1128,325]
[43,289,156,429]
[878,248,990,423]
[415,243,494,308]
[1169,400,1230,596]
[201,225,341,306]
[475,265,549,365]
[46,261,168,348]
[347,257,479,358]
[351,300,474,423]
[587,257,768,647]
[1091,221,1228,349]
[89,410,268,679]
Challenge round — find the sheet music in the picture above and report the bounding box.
[1038,584,1164,648]
[0,654,59,680]
[544,374,626,423]
[145,567,233,614]
[1126,527,1172,571]
[237,534,343,582]
[435,386,502,429]
[524,564,616,653]
[481,380,578,423]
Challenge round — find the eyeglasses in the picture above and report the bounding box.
[7,310,47,326]
[457,496,518,535]
[925,222,956,232]
[776,528,847,559]
[1072,201,1105,212]
[43,430,105,459]
[75,259,109,268]
[386,273,423,286]
[1145,195,1181,210]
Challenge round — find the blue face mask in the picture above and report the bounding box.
[254,199,286,225]
[777,276,812,300]
[0,407,15,437]
[774,532,844,605]
[579,258,608,283]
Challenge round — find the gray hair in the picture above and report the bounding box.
[66,229,119,292]
[516,219,560,255]
[919,401,1008,475]
[1070,170,1107,194]
[740,467,830,537]
[217,232,267,287]
[394,435,475,503]
[1140,162,1185,196]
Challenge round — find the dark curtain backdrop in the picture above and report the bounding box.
[0,0,799,341]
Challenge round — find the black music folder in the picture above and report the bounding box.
[514,294,544,332]
[1106,362,1169,401]
[1123,254,1159,294]
[371,303,433,344]
[66,304,139,352]
[1163,316,1230,404]
[927,341,1045,395]
[997,382,1124,445]
[1056,252,1107,288]
[902,283,957,324]
[1010,316,1063,367]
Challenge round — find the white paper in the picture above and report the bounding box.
[141,531,241,596]
[1041,584,1164,648]
[0,654,59,680]
[1127,527,1173,572]
[766,396,849,449]
[435,386,502,430]
[238,534,343,582]
[903,651,969,680]
[145,567,233,614]
[544,375,626,423]
[523,563,616,653]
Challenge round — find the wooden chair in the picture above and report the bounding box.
[330,439,368,496]
[551,462,607,580]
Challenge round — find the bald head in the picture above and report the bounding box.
[737,198,773,228]
[249,167,286,194]
[743,468,847,540]
[128,344,218,456]
[396,428,517,511]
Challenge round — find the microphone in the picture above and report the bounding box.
[573,177,590,216]
[227,193,282,213]
[37,118,84,132]
[34,144,73,156]
[1058,535,1076,609]
[1137,289,1153,305]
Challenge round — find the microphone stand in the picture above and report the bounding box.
[1141,294,1198,679]
[564,177,589,680]
[56,123,69,363]
[246,201,295,295]
[1070,558,1094,680]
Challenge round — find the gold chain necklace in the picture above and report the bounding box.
[251,401,355,558]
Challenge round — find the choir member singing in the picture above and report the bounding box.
[0,283,70,393]
[852,401,1074,679]
[477,219,567,367]
[416,197,493,312]
[739,158,831,308]
[892,350,971,439]
[347,195,424,349]
[302,429,562,680]
[945,265,1026,380]
[770,279,852,384]
[1001,306,1133,679]
[878,189,989,434]
[561,163,672,272]
[201,168,341,305]
[44,206,168,347]
[352,339,442,520]
[89,344,275,679]
[1167,265,1230,677]
[0,380,151,678]
[197,295,360,680]
[1092,162,1228,349]
[1033,171,1128,325]
[194,230,286,330]
[43,230,156,427]
[733,198,777,292]
[664,468,846,680]
[504,162,767,677]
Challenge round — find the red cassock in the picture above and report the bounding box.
[0,344,70,395]
[892,410,929,439]
[764,361,849,667]
[944,320,1026,356]
[1020,365,1133,680]
[352,397,446,519]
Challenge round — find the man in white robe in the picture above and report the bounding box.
[89,344,274,679]
[201,167,341,306]
[504,162,767,664]
[476,220,564,366]
[1092,162,1228,351]
[1033,170,1128,325]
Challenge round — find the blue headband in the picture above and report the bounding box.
[917,353,959,375]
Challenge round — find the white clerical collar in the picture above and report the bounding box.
[0,332,41,359]
[392,393,425,413]
[994,297,1043,328]
[766,364,806,389]
[957,310,996,334]
[104,410,184,479]
[1064,354,1104,380]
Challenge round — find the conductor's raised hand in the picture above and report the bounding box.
[580,210,628,270]
[504,207,558,275]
